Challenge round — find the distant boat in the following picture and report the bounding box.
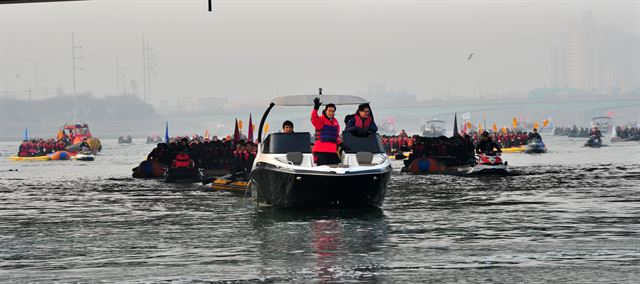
[421,119,447,137]
[591,116,612,134]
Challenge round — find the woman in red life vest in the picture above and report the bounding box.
[311,97,341,165]
[344,103,378,137]
[172,152,195,168]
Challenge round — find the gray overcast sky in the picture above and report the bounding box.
[0,0,638,104]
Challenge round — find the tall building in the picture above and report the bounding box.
[563,12,638,93]
[565,12,595,91]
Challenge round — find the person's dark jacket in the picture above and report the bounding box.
[528,132,542,141]
[475,139,502,154]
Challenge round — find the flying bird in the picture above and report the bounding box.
[467,53,474,61]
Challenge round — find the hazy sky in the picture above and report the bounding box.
[0,0,638,104]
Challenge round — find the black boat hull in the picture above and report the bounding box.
[250,167,390,209]
[164,167,203,183]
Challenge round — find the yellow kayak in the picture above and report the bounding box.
[211,178,249,194]
[502,146,525,153]
[9,155,51,161]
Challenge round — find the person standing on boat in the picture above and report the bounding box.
[345,103,378,137]
[311,97,341,165]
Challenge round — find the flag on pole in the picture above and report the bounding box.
[263,123,270,135]
[247,114,254,142]
[24,127,28,141]
[452,113,461,137]
[233,118,240,143]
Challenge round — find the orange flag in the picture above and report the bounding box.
[492,123,498,133]
[512,117,518,129]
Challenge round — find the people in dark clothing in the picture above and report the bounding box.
[311,97,341,165]
[475,131,502,154]
[528,128,542,141]
[345,103,378,137]
[590,127,602,138]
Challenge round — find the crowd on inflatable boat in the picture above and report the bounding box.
[614,126,640,141]
[145,136,257,175]
[17,139,68,157]
[17,137,92,157]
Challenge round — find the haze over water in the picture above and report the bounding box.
[1,136,638,282]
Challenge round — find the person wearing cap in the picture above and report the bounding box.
[475,131,502,154]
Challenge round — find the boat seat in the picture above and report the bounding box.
[286,152,304,165]
[356,152,373,165]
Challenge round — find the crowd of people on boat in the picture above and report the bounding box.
[17,139,68,157]
[553,126,596,137]
[614,126,640,141]
[380,129,539,157]
[144,136,257,177]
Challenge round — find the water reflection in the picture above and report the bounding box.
[251,209,389,282]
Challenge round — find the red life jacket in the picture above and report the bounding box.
[311,110,341,153]
[354,114,372,129]
[173,153,193,168]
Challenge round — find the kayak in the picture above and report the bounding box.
[9,155,50,161]
[501,146,525,153]
[211,177,250,194]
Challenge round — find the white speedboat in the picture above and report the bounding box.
[250,94,392,209]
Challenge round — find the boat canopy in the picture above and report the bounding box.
[272,95,368,106]
[591,116,612,120]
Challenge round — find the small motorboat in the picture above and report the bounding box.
[164,167,203,183]
[468,153,509,175]
[584,135,603,148]
[524,138,547,153]
[250,93,392,209]
[72,153,95,161]
[118,135,133,144]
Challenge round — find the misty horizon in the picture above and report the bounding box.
[1,0,638,108]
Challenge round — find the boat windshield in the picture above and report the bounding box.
[262,132,312,154]
[342,132,385,154]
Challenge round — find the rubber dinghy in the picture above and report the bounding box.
[249,94,392,209]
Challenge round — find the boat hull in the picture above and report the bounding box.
[250,167,390,209]
[164,167,203,183]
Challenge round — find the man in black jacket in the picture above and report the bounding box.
[475,131,502,154]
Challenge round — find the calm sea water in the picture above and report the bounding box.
[1,136,639,283]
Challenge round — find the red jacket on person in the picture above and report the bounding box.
[311,109,341,153]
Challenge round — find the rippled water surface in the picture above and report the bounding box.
[1,137,639,282]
